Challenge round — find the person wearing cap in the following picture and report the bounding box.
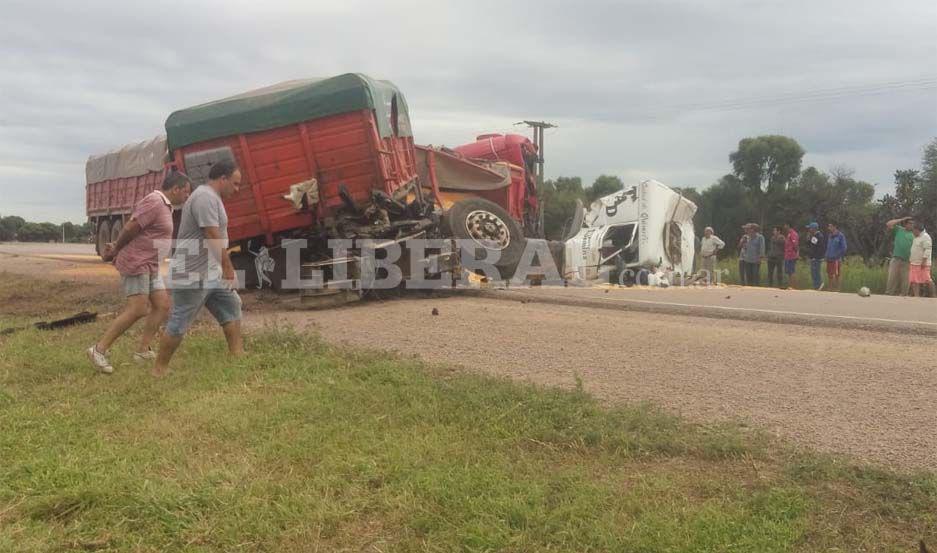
[741,223,765,286]
[699,226,725,284]
[782,223,799,289]
[824,222,847,292]
[909,222,935,298]
[87,171,192,374]
[885,216,914,296]
[805,222,826,290]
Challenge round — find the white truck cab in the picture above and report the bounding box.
[563,179,697,284]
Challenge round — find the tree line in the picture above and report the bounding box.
[0,216,92,243]
[541,136,937,262]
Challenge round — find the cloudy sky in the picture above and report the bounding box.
[1,0,935,222]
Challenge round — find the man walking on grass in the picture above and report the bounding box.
[87,171,191,374]
[909,222,935,298]
[824,223,847,292]
[154,160,244,377]
[782,223,799,289]
[698,226,724,284]
[805,222,825,290]
[885,216,914,296]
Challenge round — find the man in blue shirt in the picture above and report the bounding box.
[741,223,766,286]
[825,222,848,292]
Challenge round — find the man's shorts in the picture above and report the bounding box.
[165,283,242,337]
[910,264,933,284]
[826,259,841,277]
[121,273,166,297]
[783,259,797,275]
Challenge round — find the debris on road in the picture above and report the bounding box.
[1,311,98,336]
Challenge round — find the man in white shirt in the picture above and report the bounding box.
[698,226,725,284]
[909,222,935,298]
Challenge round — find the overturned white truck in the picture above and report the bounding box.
[561,179,697,285]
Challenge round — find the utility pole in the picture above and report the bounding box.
[515,120,556,189]
[515,120,556,237]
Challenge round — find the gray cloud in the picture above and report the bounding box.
[1,0,935,222]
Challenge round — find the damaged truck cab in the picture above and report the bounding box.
[562,179,697,284]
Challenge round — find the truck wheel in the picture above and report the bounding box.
[110,219,122,244]
[96,220,110,258]
[440,198,526,276]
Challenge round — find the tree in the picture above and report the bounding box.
[15,222,60,242]
[0,215,26,241]
[586,175,624,203]
[729,135,805,227]
[917,138,937,234]
[541,177,585,240]
[692,174,755,256]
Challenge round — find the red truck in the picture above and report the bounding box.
[86,73,543,294]
[86,136,171,255]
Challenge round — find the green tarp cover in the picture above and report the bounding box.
[165,73,412,151]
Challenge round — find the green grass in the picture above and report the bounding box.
[716,256,900,294]
[1,278,935,551]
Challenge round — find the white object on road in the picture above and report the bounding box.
[562,179,697,283]
[858,286,871,297]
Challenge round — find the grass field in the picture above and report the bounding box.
[716,256,898,294]
[1,276,935,552]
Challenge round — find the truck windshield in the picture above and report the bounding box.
[599,223,638,266]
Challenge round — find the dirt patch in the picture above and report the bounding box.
[0,271,121,318]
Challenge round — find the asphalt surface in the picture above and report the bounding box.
[3,241,934,334]
[485,283,937,335]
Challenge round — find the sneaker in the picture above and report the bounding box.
[87,345,114,374]
[133,349,157,363]
[818,282,826,291]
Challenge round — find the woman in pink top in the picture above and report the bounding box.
[86,172,191,374]
[782,223,799,289]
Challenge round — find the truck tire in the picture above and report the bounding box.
[440,198,526,277]
[110,219,122,244]
[96,220,110,258]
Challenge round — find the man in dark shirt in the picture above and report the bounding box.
[767,226,786,288]
[805,222,826,290]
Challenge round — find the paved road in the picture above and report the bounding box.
[1,242,934,334]
[485,283,937,335]
[0,242,97,261]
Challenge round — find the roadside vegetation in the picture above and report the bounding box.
[543,137,937,269]
[715,255,894,295]
[0,215,92,243]
[1,276,935,552]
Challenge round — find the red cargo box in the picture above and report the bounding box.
[85,135,169,254]
[164,74,417,246]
